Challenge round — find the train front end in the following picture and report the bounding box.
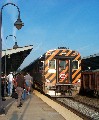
[43,47,81,97]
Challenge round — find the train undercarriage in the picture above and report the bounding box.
[33,81,80,97]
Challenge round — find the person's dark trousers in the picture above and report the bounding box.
[12,85,15,93]
[1,84,6,101]
[6,82,8,94]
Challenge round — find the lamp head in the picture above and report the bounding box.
[14,18,24,30]
[13,42,18,49]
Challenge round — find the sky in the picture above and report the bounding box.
[0,0,99,69]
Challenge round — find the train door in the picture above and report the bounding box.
[60,59,69,83]
[55,57,73,96]
[56,57,73,84]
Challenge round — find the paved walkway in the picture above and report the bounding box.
[0,91,83,120]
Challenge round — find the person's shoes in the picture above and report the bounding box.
[28,92,30,95]
[2,98,6,101]
[20,102,23,106]
[17,104,22,108]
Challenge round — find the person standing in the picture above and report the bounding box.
[7,72,14,96]
[15,72,25,107]
[24,73,32,95]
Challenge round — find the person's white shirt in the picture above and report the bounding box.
[7,73,13,82]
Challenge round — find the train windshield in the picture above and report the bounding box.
[59,60,66,70]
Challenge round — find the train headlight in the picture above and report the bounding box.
[78,79,81,83]
[46,79,50,83]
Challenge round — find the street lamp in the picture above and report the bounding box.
[0,3,24,114]
[14,18,24,30]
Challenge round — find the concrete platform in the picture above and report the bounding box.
[0,90,83,120]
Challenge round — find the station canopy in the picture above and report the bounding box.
[2,45,33,74]
[81,53,99,71]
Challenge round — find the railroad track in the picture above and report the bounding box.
[55,96,99,120]
[72,95,99,113]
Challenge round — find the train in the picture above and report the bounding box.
[80,54,99,97]
[22,47,82,97]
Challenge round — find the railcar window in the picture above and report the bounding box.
[49,60,55,69]
[72,61,78,69]
[59,60,66,70]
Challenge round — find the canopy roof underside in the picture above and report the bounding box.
[2,45,33,74]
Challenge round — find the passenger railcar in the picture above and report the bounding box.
[23,47,81,97]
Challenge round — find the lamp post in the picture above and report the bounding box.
[0,3,24,114]
[4,50,7,96]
